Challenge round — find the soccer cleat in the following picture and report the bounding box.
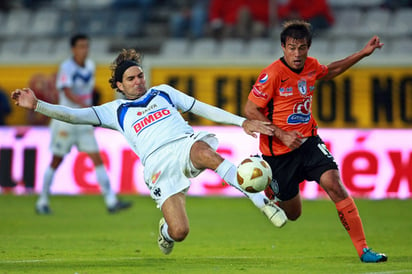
[261,200,287,228]
[158,218,174,255]
[35,204,51,215]
[360,248,388,263]
[107,200,132,214]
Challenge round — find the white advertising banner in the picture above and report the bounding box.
[0,126,411,199]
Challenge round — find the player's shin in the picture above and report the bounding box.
[215,159,267,208]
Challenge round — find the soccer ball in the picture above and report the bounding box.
[237,157,272,193]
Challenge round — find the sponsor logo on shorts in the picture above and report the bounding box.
[133,108,171,133]
[151,171,161,184]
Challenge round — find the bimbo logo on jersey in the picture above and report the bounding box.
[133,108,171,133]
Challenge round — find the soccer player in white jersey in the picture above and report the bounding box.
[12,49,287,255]
[35,34,132,214]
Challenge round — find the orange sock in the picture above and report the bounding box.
[335,197,368,257]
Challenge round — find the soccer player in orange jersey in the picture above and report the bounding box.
[244,19,387,263]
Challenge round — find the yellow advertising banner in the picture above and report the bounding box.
[2,65,412,128]
[151,66,412,128]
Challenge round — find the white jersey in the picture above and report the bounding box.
[56,57,95,107]
[92,84,196,164]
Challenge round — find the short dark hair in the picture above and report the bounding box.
[280,20,312,48]
[70,33,89,47]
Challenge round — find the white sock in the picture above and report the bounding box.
[215,159,268,209]
[95,165,117,207]
[161,221,174,242]
[37,166,55,206]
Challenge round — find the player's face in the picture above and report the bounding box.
[72,39,89,66]
[281,37,309,70]
[117,66,147,99]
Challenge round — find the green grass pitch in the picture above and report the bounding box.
[0,194,411,273]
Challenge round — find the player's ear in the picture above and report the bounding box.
[116,81,124,92]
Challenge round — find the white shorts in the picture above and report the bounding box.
[49,119,99,156]
[143,131,218,208]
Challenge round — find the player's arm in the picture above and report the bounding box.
[11,88,100,126]
[189,99,274,138]
[244,100,303,150]
[322,35,383,80]
[62,87,89,107]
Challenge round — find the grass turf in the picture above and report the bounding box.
[0,194,411,273]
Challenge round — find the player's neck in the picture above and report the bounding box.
[280,57,304,74]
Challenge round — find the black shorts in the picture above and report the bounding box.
[263,135,338,201]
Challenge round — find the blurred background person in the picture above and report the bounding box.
[35,33,132,215]
[169,0,209,39]
[277,0,335,34]
[208,0,271,40]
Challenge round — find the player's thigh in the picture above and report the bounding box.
[161,192,189,233]
[76,126,99,153]
[190,140,223,170]
[50,121,75,156]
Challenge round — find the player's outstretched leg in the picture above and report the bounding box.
[158,218,174,255]
[215,159,287,227]
[360,248,388,263]
[260,199,287,228]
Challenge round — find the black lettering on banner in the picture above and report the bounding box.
[343,78,357,123]
[216,77,228,109]
[317,80,336,122]
[167,75,198,123]
[186,76,198,123]
[400,77,412,123]
[0,148,17,188]
[23,148,37,190]
[235,78,242,116]
[372,77,393,123]
[167,76,179,88]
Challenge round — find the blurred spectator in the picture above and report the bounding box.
[112,0,158,34]
[0,86,11,125]
[27,73,58,125]
[209,0,271,40]
[169,0,209,39]
[381,0,412,9]
[277,0,334,34]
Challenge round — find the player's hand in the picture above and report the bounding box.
[11,88,38,110]
[242,120,275,138]
[278,130,304,150]
[362,35,384,56]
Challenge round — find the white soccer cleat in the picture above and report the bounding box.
[158,217,174,255]
[261,200,287,228]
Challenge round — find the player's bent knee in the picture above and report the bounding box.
[285,210,301,221]
[169,226,189,242]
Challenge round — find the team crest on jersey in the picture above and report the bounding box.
[297,79,307,95]
[258,73,269,84]
[252,86,268,99]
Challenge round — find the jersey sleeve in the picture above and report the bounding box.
[157,84,196,112]
[248,70,276,108]
[92,101,122,130]
[315,60,329,80]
